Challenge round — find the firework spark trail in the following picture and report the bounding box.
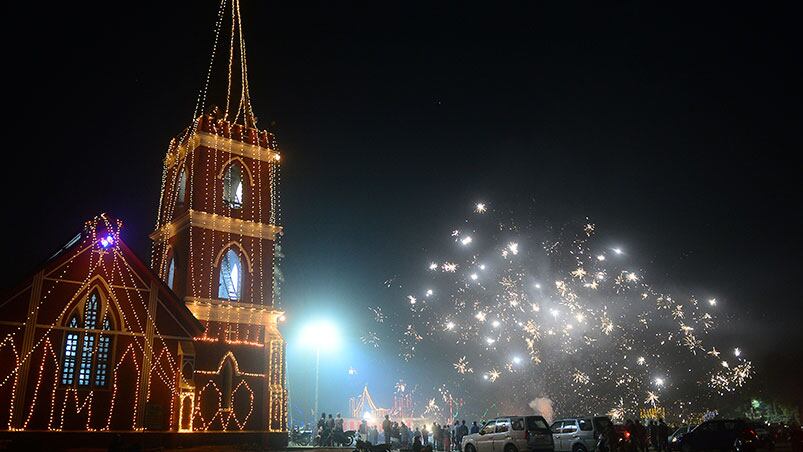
[373,201,752,420]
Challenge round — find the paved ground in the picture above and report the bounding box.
[47,443,798,452]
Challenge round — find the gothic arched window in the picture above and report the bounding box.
[60,290,116,388]
[218,248,242,301]
[222,164,244,209]
[176,168,188,205]
[167,256,176,290]
[61,315,80,385]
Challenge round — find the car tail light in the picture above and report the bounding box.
[624,431,631,441]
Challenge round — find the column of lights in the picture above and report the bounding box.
[0,333,19,429]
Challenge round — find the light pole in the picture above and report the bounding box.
[314,346,320,417]
[300,320,340,426]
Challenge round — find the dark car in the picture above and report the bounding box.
[669,425,696,451]
[678,419,770,452]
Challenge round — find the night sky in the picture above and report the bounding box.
[5,2,802,418]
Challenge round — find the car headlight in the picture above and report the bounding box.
[671,438,677,443]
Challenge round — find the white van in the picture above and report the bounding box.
[463,415,554,452]
[549,417,612,452]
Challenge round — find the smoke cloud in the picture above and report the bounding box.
[529,397,554,424]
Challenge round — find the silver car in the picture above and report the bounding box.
[550,417,612,452]
[463,415,554,452]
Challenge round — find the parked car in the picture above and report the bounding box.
[462,415,554,452]
[669,425,696,451]
[550,416,613,452]
[678,419,771,452]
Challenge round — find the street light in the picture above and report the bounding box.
[299,320,341,421]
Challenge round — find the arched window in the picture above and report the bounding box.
[222,164,244,208]
[60,291,115,388]
[94,316,112,387]
[218,248,242,301]
[167,256,176,290]
[176,168,188,205]
[77,293,99,386]
[61,315,80,385]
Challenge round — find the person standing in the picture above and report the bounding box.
[359,419,368,442]
[423,424,430,446]
[657,419,669,452]
[470,421,479,434]
[383,414,393,445]
[648,421,657,451]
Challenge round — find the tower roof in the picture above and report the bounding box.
[193,0,260,129]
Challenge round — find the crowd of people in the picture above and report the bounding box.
[314,412,349,447]
[357,415,481,452]
[597,418,671,452]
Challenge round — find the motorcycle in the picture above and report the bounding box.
[290,427,314,446]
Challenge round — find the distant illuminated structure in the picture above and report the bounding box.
[350,385,388,422]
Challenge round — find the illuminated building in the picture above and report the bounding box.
[0,0,287,447]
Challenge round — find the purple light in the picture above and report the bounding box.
[100,234,115,248]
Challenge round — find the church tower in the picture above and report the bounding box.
[150,0,286,439]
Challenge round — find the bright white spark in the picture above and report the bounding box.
[613,248,623,255]
[645,391,660,406]
[429,262,438,270]
[475,203,486,213]
[597,254,606,261]
[485,337,496,345]
[491,320,501,328]
[426,289,433,297]
[487,369,501,382]
[708,298,717,306]
[550,308,560,318]
[512,356,522,365]
[408,295,417,305]
[655,377,665,386]
[445,321,455,331]
[734,348,741,357]
[475,311,486,322]
[479,264,486,270]
[461,236,473,246]
[534,283,542,289]
[470,273,478,281]
[507,242,519,255]
[637,356,646,365]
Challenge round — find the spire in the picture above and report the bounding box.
[194,0,258,129]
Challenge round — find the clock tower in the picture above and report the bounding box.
[150,0,286,440]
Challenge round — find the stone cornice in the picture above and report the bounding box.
[167,131,281,168]
[150,210,282,242]
[184,296,284,333]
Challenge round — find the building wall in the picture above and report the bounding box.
[0,218,200,432]
[151,116,287,434]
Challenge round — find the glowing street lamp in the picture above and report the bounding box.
[299,320,341,420]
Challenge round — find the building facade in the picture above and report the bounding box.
[0,0,288,446]
[0,215,203,432]
[150,114,286,434]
